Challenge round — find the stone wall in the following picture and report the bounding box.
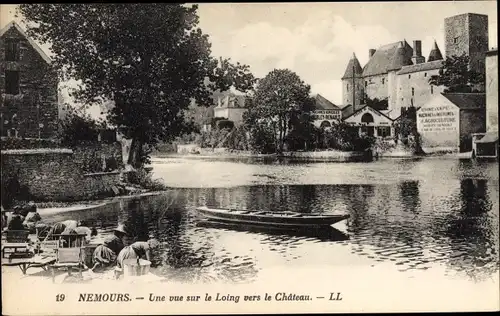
[396,68,444,109]
[0,24,58,139]
[1,149,122,202]
[485,51,498,131]
[364,74,389,101]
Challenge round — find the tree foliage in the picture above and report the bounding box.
[18,4,256,167]
[245,69,314,153]
[57,106,104,146]
[428,54,484,93]
[364,94,388,111]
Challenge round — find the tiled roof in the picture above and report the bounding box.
[342,53,363,79]
[341,103,365,119]
[442,93,486,110]
[0,21,52,64]
[397,60,444,75]
[428,41,443,62]
[362,40,413,77]
[313,94,340,110]
[342,104,395,121]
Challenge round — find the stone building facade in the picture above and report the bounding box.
[341,12,489,121]
[417,93,486,152]
[444,13,489,76]
[213,94,251,126]
[311,94,341,128]
[0,21,58,139]
[485,48,498,132]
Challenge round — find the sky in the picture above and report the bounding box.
[0,2,497,116]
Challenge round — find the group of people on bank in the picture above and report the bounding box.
[2,202,160,275]
[91,224,160,272]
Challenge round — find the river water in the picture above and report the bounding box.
[43,157,499,286]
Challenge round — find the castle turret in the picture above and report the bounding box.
[341,53,364,107]
[428,40,443,61]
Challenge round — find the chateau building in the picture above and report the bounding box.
[341,13,489,124]
[0,21,58,139]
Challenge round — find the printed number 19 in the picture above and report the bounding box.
[56,294,65,302]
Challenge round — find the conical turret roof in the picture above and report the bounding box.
[428,40,443,62]
[342,53,363,79]
[388,41,413,71]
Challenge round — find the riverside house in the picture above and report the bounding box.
[0,21,58,139]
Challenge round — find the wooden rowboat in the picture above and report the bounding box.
[195,206,349,229]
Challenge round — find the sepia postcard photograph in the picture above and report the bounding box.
[1,1,499,315]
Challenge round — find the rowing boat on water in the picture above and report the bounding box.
[195,206,349,229]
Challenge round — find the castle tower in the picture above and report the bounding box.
[411,40,425,64]
[444,13,488,74]
[341,53,364,107]
[428,40,443,61]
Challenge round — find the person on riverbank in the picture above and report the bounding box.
[23,202,41,233]
[91,225,127,272]
[1,206,7,231]
[7,207,26,231]
[46,219,80,239]
[115,236,160,270]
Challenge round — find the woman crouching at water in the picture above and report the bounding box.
[116,236,160,270]
[91,225,127,272]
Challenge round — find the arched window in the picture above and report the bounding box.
[320,120,332,129]
[361,113,374,124]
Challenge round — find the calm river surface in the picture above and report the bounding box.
[45,157,499,285]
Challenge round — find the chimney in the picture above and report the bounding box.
[411,40,425,64]
[369,49,376,58]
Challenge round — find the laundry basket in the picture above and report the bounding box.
[123,259,151,277]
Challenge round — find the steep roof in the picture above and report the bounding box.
[341,103,365,119]
[397,60,444,75]
[428,40,443,62]
[313,94,340,110]
[342,104,395,122]
[362,40,413,77]
[0,21,52,64]
[442,93,486,110]
[342,53,363,79]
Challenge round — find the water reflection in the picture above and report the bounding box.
[196,220,349,242]
[41,174,499,283]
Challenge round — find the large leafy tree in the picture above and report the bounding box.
[18,4,256,167]
[428,54,484,93]
[245,69,314,153]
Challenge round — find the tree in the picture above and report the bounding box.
[428,54,484,93]
[364,94,388,111]
[245,69,314,153]
[57,106,104,146]
[18,4,256,168]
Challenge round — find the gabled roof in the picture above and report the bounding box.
[428,40,443,62]
[217,94,252,108]
[342,53,363,79]
[362,40,413,77]
[313,94,340,110]
[0,21,52,64]
[396,60,444,75]
[343,104,395,122]
[442,93,486,110]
